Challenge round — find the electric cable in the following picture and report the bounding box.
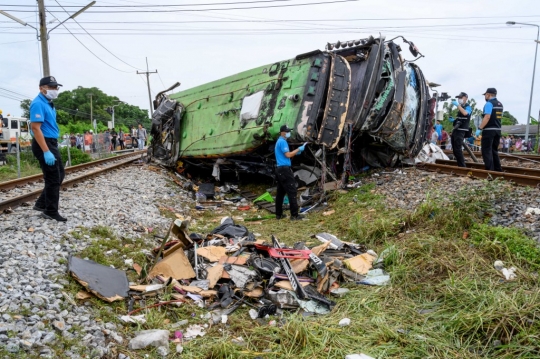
[45,8,132,73]
[54,0,143,70]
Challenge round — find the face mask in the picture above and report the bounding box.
[285,132,291,138]
[458,99,464,105]
[44,90,59,100]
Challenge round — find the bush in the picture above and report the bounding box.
[59,146,92,166]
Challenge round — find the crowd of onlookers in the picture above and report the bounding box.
[62,124,148,154]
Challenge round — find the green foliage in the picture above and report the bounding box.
[59,146,92,166]
[502,111,518,125]
[20,98,31,118]
[23,86,150,128]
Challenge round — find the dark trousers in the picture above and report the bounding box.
[451,130,467,167]
[111,139,117,150]
[481,130,502,172]
[275,166,299,217]
[32,138,65,215]
[119,140,124,150]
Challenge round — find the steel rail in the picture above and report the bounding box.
[435,159,540,177]
[418,162,540,188]
[443,149,540,161]
[0,156,142,213]
[0,151,145,191]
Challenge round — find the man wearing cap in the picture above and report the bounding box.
[478,88,503,172]
[450,92,472,167]
[274,125,306,221]
[30,76,67,221]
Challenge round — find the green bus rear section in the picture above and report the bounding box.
[169,57,314,158]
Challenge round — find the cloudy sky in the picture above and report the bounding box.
[1,0,539,124]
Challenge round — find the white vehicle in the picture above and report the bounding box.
[0,116,32,153]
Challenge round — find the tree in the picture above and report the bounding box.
[20,87,150,135]
[501,111,518,126]
[20,99,31,118]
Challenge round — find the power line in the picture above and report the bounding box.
[1,0,360,12]
[53,0,142,70]
[0,0,342,7]
[45,9,133,73]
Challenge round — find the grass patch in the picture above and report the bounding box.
[50,180,540,359]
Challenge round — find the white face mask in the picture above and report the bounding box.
[285,132,291,138]
[458,99,464,105]
[44,89,59,100]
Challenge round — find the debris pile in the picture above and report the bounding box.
[68,214,392,346]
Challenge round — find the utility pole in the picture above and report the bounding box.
[37,0,50,76]
[137,57,157,117]
[87,93,93,128]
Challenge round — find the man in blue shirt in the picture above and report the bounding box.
[478,88,503,171]
[450,92,473,167]
[274,125,305,220]
[30,76,67,221]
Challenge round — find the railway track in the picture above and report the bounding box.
[0,151,146,213]
[443,149,540,162]
[418,161,540,188]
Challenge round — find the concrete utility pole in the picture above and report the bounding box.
[87,93,93,128]
[37,0,50,76]
[137,57,157,118]
[0,1,95,77]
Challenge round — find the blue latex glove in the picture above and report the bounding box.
[43,151,56,166]
[452,100,459,107]
[297,144,306,154]
[475,129,481,137]
[449,117,455,123]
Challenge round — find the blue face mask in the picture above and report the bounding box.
[285,132,291,138]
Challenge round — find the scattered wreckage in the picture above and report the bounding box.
[68,215,391,338]
[149,35,434,183]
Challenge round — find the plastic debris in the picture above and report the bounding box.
[330,288,350,297]
[128,329,170,350]
[184,324,206,340]
[345,354,375,359]
[525,207,540,216]
[339,318,351,327]
[358,269,390,286]
[119,315,146,324]
[249,309,258,320]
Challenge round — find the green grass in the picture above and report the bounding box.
[24,180,540,359]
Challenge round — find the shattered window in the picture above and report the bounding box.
[240,91,265,122]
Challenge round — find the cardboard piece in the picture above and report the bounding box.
[323,180,342,191]
[290,241,331,274]
[343,253,375,275]
[163,242,184,258]
[68,256,129,303]
[218,255,248,266]
[274,281,310,291]
[206,265,224,288]
[171,219,194,248]
[178,285,217,298]
[75,291,92,300]
[197,246,227,262]
[149,248,195,280]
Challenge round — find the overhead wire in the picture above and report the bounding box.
[53,0,143,70]
[44,8,132,73]
[1,0,361,13]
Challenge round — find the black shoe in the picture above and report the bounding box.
[42,213,67,222]
[290,215,306,221]
[276,215,286,220]
[33,205,45,212]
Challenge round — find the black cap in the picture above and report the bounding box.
[39,76,62,87]
[279,125,291,133]
[455,92,468,98]
[483,88,497,95]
